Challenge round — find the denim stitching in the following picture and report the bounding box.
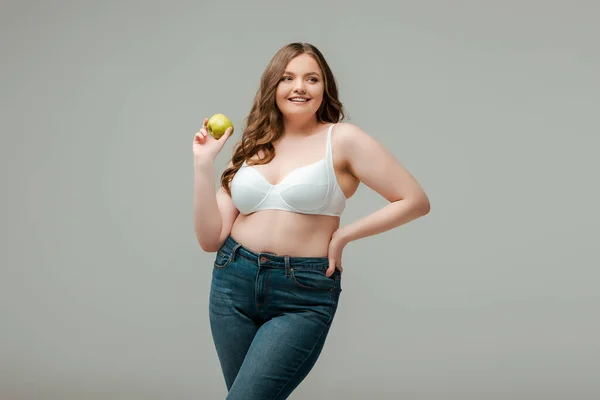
[264,269,270,310]
[214,253,231,269]
[290,268,336,292]
[254,265,262,312]
[271,311,333,399]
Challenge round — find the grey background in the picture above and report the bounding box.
[1,1,598,399]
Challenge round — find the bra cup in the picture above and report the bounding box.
[230,184,265,214]
[279,183,329,212]
[278,162,330,212]
[230,167,271,213]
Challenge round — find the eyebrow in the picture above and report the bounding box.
[283,71,321,77]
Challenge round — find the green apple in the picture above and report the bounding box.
[207,113,234,140]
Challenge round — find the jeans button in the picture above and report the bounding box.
[260,256,267,263]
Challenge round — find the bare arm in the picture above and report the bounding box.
[192,118,237,252]
[336,123,430,244]
[193,160,239,252]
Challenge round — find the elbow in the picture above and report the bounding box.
[196,235,220,253]
[410,194,430,216]
[419,197,431,215]
[201,244,219,253]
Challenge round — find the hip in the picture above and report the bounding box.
[210,235,343,322]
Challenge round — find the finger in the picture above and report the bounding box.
[326,259,335,278]
[202,118,208,130]
[222,127,233,141]
[200,128,208,138]
[194,131,206,143]
[215,127,233,146]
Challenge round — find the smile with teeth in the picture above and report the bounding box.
[289,97,310,102]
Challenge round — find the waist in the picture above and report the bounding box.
[230,211,339,257]
[221,235,330,269]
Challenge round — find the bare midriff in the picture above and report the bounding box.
[230,211,340,257]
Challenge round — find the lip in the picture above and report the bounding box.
[287,97,311,103]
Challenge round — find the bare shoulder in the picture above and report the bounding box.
[332,122,430,208]
[331,121,368,142]
[331,122,386,165]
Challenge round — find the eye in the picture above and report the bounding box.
[281,76,292,81]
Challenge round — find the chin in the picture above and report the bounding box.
[281,109,318,120]
[278,103,321,118]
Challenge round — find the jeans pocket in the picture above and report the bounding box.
[290,268,337,291]
[214,249,233,270]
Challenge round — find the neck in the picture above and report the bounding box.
[282,116,322,137]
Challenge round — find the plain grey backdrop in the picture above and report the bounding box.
[1,1,598,399]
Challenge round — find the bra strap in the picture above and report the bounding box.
[326,123,335,163]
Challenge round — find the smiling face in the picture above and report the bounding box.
[275,53,325,121]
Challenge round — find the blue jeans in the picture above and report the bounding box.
[209,235,343,399]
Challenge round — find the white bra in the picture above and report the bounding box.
[230,124,347,217]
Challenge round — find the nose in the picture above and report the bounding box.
[293,78,306,93]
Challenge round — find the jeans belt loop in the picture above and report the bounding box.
[285,256,291,277]
[230,243,242,262]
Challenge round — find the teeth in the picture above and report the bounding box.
[290,98,308,102]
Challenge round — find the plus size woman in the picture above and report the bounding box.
[193,42,430,399]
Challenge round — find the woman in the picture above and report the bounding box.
[193,42,430,399]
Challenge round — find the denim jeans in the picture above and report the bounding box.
[209,235,343,399]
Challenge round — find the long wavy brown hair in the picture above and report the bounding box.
[220,42,346,195]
